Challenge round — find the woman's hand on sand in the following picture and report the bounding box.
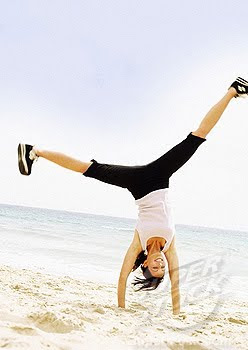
[172,311,186,320]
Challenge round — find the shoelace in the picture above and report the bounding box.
[29,148,39,161]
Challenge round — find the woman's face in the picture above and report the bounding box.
[143,251,166,278]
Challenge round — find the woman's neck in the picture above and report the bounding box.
[147,239,163,255]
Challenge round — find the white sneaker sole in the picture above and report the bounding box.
[18,144,29,175]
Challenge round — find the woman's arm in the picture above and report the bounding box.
[118,230,142,308]
[164,237,180,315]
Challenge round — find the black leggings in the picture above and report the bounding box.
[83,132,206,200]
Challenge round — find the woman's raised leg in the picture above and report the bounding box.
[18,143,92,176]
[146,78,248,178]
[192,86,239,139]
[35,148,92,174]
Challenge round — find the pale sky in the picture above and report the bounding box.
[1,0,248,231]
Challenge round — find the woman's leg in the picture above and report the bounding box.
[18,143,137,194]
[35,88,236,175]
[35,148,92,174]
[191,87,237,139]
[145,86,239,179]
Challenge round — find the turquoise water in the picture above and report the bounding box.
[0,203,247,299]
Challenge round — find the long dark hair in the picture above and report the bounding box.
[132,250,164,291]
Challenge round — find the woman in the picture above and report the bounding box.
[18,77,248,315]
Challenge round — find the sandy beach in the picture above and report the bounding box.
[0,265,247,350]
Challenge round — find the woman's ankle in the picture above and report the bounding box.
[33,147,41,157]
[228,87,238,98]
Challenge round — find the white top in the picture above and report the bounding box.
[135,189,175,252]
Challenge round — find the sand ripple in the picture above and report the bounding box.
[0,265,247,350]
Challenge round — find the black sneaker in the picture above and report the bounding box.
[18,144,38,175]
[230,77,248,98]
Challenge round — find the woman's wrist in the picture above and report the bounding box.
[172,306,180,315]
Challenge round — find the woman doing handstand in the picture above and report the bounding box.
[18,77,248,315]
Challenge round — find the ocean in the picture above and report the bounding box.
[0,203,247,301]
